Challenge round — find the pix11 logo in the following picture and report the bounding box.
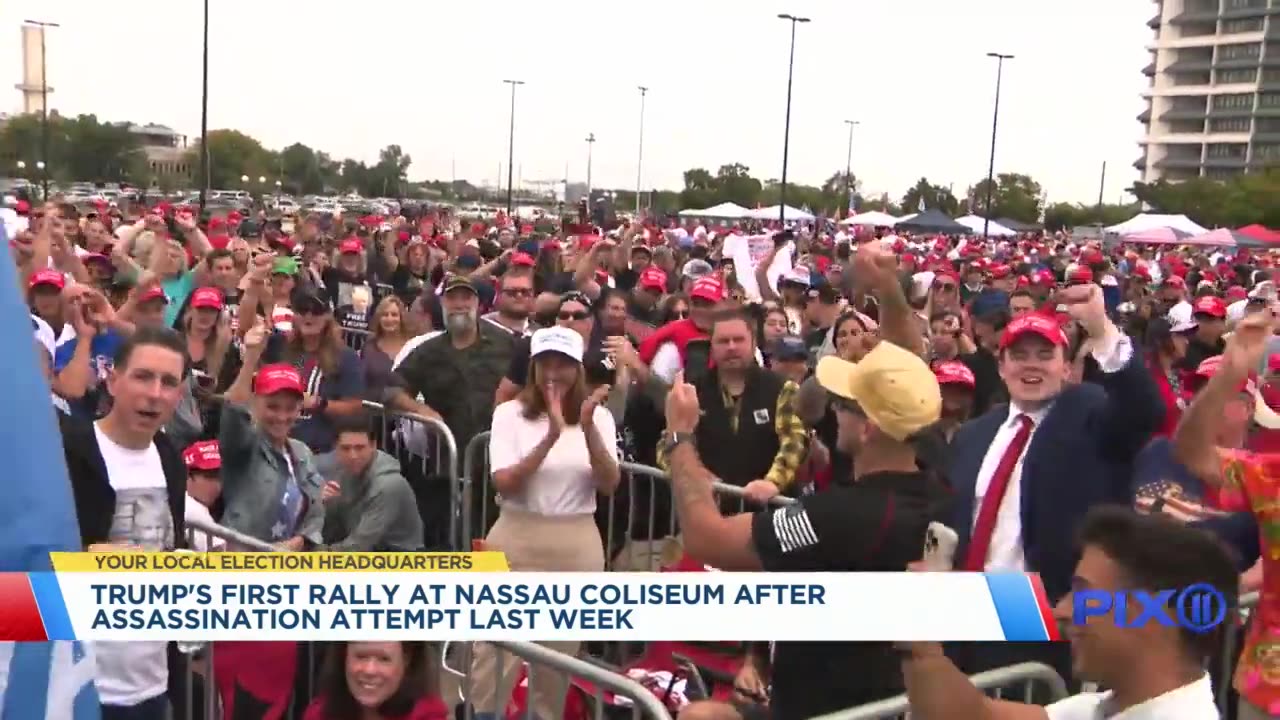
[1071,583,1228,633]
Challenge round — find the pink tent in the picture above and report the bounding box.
[1183,228,1248,247]
[1238,224,1280,244]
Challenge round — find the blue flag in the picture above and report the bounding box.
[0,251,100,719]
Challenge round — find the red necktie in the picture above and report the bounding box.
[963,414,1035,571]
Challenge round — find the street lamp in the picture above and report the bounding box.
[240,175,249,185]
[24,20,59,199]
[982,52,1014,239]
[198,0,209,214]
[777,13,810,226]
[585,133,596,200]
[503,79,525,215]
[843,120,859,218]
[257,176,266,184]
[636,86,648,215]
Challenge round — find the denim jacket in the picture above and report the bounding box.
[218,402,325,545]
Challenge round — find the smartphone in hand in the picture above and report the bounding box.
[921,522,958,571]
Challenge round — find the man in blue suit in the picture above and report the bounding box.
[946,283,1165,687]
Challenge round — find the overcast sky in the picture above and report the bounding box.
[2,0,1152,204]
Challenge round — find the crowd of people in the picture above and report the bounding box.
[5,191,1279,720]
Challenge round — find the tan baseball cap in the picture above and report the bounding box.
[815,342,942,442]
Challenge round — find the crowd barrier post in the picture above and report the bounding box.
[361,400,463,550]
[341,327,371,353]
[461,431,492,549]
[1217,590,1261,713]
[807,662,1069,720]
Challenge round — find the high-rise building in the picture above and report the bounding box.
[1138,0,1280,183]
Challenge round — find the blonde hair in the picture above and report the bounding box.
[371,295,413,342]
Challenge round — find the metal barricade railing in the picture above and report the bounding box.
[461,430,795,572]
[362,400,463,550]
[441,640,673,720]
[808,662,1069,720]
[1216,589,1261,713]
[341,327,371,353]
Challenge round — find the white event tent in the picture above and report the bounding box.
[841,210,899,227]
[955,215,1017,237]
[1104,213,1208,236]
[747,204,815,222]
[677,202,750,219]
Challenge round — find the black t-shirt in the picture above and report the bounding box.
[749,471,950,719]
[390,265,432,306]
[1179,335,1225,374]
[322,267,371,309]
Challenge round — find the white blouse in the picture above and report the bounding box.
[488,399,618,516]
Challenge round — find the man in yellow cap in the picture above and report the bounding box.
[667,240,953,720]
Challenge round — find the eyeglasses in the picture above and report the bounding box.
[502,288,532,297]
[559,311,591,321]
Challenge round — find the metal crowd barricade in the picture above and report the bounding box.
[362,400,463,550]
[341,327,371,353]
[461,431,794,572]
[441,640,673,720]
[1215,590,1261,713]
[809,662,1069,720]
[177,518,281,720]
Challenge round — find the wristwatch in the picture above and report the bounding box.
[661,431,696,456]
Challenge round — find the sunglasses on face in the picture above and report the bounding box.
[559,310,590,321]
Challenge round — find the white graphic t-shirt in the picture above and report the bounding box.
[91,424,173,707]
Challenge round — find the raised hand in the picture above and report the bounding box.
[580,385,611,430]
[664,370,702,434]
[544,382,566,436]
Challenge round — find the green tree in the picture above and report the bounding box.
[0,112,145,183]
[363,144,412,197]
[1131,171,1280,229]
[713,163,763,208]
[964,172,1043,223]
[1042,201,1141,231]
[900,178,959,216]
[679,167,718,209]
[202,129,275,189]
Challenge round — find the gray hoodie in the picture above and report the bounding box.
[315,450,424,551]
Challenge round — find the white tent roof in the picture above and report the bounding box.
[746,204,815,221]
[1104,213,1208,236]
[677,202,750,219]
[954,215,1017,237]
[896,213,918,223]
[841,210,898,227]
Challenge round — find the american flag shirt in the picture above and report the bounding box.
[1132,438,1227,522]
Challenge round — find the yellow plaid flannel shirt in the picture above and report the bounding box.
[658,378,809,491]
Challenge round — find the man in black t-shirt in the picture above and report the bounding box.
[667,340,950,720]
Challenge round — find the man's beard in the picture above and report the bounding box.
[446,308,477,332]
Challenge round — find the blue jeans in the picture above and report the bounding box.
[101,694,168,720]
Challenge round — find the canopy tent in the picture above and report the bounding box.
[995,217,1041,232]
[746,204,815,222]
[896,212,918,224]
[893,209,970,235]
[1105,213,1208,236]
[1184,228,1268,248]
[954,215,1017,237]
[677,202,750,219]
[1238,224,1280,244]
[1121,227,1192,244]
[841,210,898,227]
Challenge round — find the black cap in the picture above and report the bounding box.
[772,335,809,362]
[807,284,840,305]
[239,219,261,237]
[292,286,331,314]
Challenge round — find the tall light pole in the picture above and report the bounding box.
[636,86,648,215]
[199,0,209,213]
[777,13,810,226]
[842,119,859,218]
[585,133,596,200]
[982,52,1014,238]
[503,79,524,215]
[24,20,60,199]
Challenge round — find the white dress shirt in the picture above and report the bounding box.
[1045,673,1218,719]
[971,331,1133,571]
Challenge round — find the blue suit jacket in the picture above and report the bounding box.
[948,351,1165,601]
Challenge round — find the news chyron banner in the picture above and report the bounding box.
[0,552,1062,642]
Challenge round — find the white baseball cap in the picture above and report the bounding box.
[530,327,584,363]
